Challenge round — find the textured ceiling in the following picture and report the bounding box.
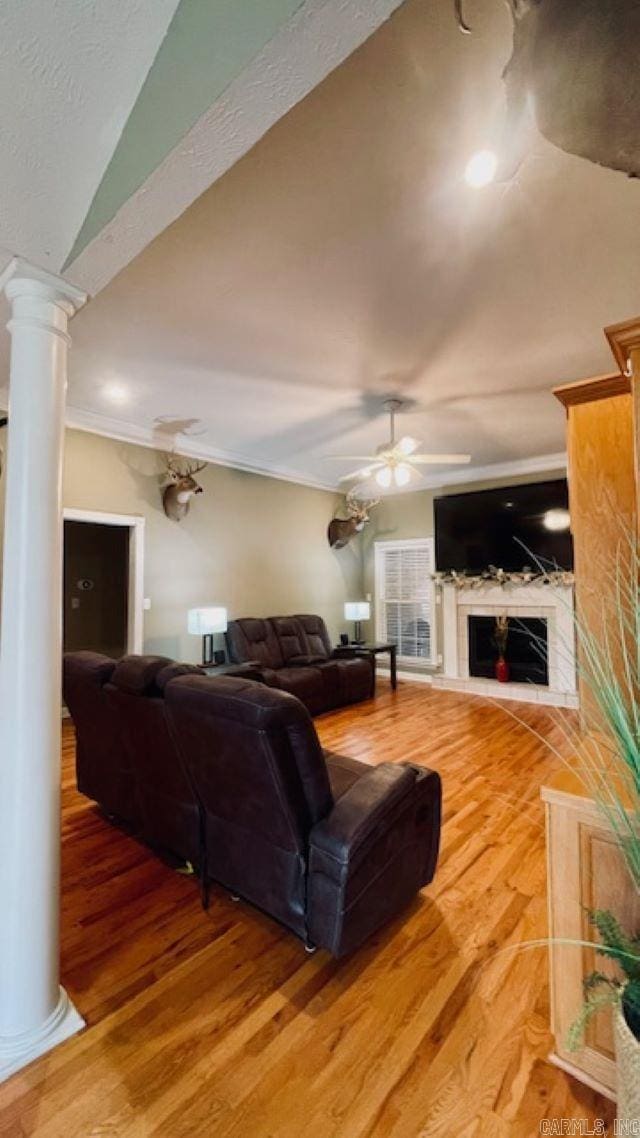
[14,0,640,489]
[0,0,180,271]
[67,0,307,264]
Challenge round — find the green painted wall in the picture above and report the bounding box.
[67,0,306,265]
[0,429,362,663]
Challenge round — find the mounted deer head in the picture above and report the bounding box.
[327,490,380,550]
[162,454,207,521]
[455,0,640,179]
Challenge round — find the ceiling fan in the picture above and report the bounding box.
[328,399,471,489]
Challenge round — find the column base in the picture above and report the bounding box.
[0,987,85,1083]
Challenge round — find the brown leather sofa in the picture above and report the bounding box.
[63,651,204,864]
[63,652,441,956]
[225,613,374,714]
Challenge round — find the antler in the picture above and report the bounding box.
[357,496,380,512]
[164,452,207,478]
[184,459,207,477]
[345,489,380,515]
[454,0,471,33]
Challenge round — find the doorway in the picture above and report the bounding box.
[63,509,145,657]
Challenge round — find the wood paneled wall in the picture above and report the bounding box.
[554,373,637,715]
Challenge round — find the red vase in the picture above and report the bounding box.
[495,656,510,683]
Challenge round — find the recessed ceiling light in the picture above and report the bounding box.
[543,508,571,532]
[102,382,131,405]
[465,149,498,188]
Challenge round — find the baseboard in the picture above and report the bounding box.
[377,668,434,685]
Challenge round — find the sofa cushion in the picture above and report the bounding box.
[111,655,172,697]
[270,616,309,665]
[226,618,283,669]
[294,614,332,660]
[274,665,327,717]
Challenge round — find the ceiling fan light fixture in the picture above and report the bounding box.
[394,463,411,487]
[376,465,392,488]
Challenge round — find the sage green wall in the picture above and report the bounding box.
[0,429,362,664]
[362,469,567,673]
[67,0,306,263]
[0,431,566,672]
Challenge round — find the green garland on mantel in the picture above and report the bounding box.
[433,566,575,589]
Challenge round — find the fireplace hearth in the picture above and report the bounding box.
[468,615,549,686]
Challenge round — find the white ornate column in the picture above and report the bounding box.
[0,258,87,1081]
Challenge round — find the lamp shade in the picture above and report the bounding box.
[344,602,370,622]
[187,606,227,636]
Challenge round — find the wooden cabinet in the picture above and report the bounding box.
[544,319,640,1098]
[553,371,637,716]
[542,773,640,1100]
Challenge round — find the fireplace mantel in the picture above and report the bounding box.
[432,581,578,707]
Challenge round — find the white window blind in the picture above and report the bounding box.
[374,539,435,664]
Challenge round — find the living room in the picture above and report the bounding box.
[1,2,640,1135]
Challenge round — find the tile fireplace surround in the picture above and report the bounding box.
[431,581,578,708]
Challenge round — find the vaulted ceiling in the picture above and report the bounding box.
[0,0,180,272]
[2,0,639,492]
[65,0,640,489]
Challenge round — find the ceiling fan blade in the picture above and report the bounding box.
[410,453,472,465]
[338,462,384,483]
[396,435,421,456]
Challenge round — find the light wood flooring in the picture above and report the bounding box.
[0,682,615,1136]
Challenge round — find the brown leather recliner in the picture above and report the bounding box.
[105,656,205,866]
[63,651,137,824]
[165,674,441,956]
[64,652,204,865]
[225,614,374,714]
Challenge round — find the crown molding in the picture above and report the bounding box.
[553,372,629,409]
[412,451,567,492]
[605,316,640,375]
[0,388,566,498]
[62,404,338,494]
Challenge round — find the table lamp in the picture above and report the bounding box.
[344,601,370,645]
[188,606,227,666]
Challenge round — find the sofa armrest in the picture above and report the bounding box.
[310,764,417,871]
[307,763,441,955]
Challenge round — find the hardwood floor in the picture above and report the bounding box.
[0,683,615,1136]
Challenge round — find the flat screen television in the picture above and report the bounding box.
[434,479,573,573]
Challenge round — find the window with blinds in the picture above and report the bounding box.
[374,538,436,664]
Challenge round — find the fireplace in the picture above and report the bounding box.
[432,579,576,707]
[468,615,548,685]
